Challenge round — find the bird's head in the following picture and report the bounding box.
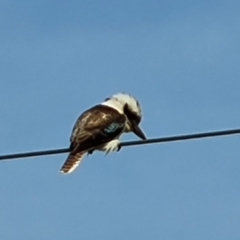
[104,92,146,140]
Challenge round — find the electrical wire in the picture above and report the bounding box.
[0,128,239,161]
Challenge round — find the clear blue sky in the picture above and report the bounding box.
[1,0,240,239]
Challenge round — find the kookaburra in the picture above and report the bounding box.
[60,92,146,174]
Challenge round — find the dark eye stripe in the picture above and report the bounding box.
[123,104,141,124]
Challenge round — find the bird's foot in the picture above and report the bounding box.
[103,139,121,154]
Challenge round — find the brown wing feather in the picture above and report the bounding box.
[70,105,126,152]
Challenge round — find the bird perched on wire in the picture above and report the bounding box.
[60,92,146,174]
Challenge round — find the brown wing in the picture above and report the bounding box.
[70,105,126,153]
[59,105,126,174]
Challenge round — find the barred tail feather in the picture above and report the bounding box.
[60,152,86,174]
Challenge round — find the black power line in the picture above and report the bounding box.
[0,128,240,161]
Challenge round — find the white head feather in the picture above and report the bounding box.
[101,92,142,117]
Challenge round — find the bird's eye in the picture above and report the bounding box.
[133,115,141,124]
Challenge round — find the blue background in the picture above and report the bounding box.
[1,0,240,239]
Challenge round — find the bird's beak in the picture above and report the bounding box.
[131,121,147,140]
